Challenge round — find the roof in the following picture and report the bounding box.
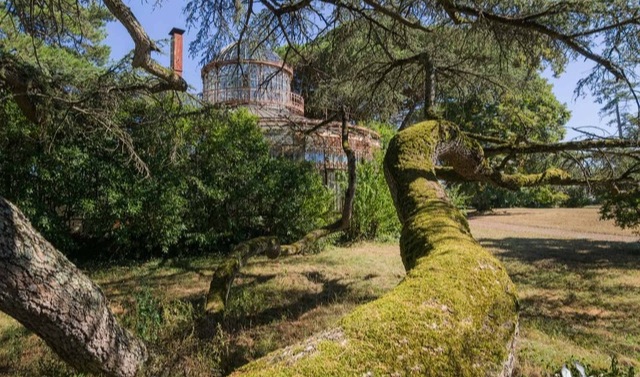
[214,41,283,63]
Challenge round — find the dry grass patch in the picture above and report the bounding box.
[470,207,640,376]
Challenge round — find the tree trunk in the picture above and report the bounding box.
[423,55,436,120]
[227,120,519,376]
[615,100,624,138]
[0,196,147,377]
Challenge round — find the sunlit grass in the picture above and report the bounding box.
[1,208,638,376]
[470,207,640,376]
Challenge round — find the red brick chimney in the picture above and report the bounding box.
[169,27,185,77]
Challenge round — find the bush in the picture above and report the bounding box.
[600,187,640,235]
[0,101,332,259]
[465,184,569,212]
[343,122,401,242]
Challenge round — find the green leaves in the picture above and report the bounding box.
[0,99,333,259]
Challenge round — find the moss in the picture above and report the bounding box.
[501,167,572,189]
[230,120,518,377]
[206,237,279,315]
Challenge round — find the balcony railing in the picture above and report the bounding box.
[203,87,305,115]
[289,92,305,115]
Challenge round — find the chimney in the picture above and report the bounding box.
[169,27,185,77]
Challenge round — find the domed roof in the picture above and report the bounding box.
[214,40,283,63]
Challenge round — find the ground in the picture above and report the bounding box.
[0,207,638,376]
[470,208,640,376]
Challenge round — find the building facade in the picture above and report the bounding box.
[170,30,381,188]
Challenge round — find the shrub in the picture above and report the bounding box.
[561,186,596,207]
[0,101,332,259]
[343,122,401,242]
[466,184,569,212]
[600,187,640,235]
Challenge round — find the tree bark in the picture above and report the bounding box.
[0,196,147,377]
[423,56,436,120]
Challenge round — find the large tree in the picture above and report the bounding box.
[1,0,640,377]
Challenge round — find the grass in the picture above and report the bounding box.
[0,208,638,376]
[0,243,404,377]
[469,207,640,377]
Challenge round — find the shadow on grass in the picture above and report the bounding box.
[479,237,640,360]
[223,270,370,329]
[480,238,640,270]
[194,269,381,374]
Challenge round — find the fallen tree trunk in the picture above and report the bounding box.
[226,119,519,376]
[205,236,280,314]
[0,197,147,377]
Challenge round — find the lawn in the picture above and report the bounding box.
[0,208,638,376]
[470,208,640,376]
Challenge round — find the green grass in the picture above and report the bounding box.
[0,243,404,377]
[1,208,638,376]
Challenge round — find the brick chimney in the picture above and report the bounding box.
[169,27,185,77]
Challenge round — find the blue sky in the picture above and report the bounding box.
[104,0,616,140]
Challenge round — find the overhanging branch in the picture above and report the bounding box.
[484,138,640,156]
[101,0,187,92]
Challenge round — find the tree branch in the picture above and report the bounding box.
[435,166,635,188]
[101,0,187,92]
[484,138,640,156]
[439,2,631,84]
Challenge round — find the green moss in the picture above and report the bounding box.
[230,120,518,377]
[501,167,572,189]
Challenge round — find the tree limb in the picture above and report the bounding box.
[484,138,640,156]
[101,0,187,92]
[439,2,630,84]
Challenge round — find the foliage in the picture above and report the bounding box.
[445,76,569,142]
[600,187,640,235]
[596,78,639,139]
[465,185,569,212]
[122,290,164,342]
[444,184,473,212]
[444,75,572,211]
[562,186,597,208]
[343,123,400,242]
[343,156,400,242]
[0,101,332,259]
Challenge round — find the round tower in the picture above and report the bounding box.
[201,41,304,115]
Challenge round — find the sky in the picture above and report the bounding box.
[104,0,618,141]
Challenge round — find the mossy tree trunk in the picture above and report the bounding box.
[0,197,147,377]
[228,120,519,376]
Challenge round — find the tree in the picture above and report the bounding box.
[1,0,154,375]
[2,0,640,377]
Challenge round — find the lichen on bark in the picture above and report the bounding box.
[227,120,519,376]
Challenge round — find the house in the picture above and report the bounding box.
[169,29,381,190]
